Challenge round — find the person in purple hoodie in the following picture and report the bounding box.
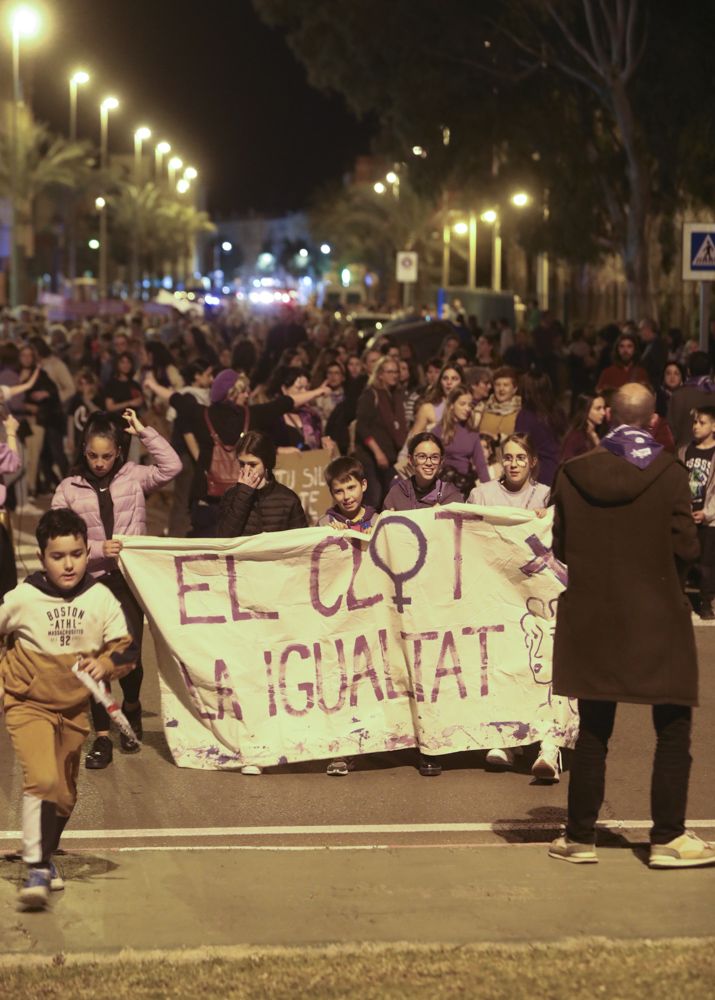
[384,432,462,778]
[432,386,490,498]
[383,432,463,513]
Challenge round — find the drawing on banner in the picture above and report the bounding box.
[119,506,579,770]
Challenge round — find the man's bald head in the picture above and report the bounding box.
[611,382,655,428]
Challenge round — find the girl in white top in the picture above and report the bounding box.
[467,433,560,781]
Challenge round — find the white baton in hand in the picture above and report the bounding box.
[71,660,140,745]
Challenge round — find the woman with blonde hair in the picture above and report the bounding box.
[433,385,489,497]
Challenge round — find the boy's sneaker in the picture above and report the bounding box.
[548,835,598,864]
[326,758,350,776]
[240,764,262,775]
[649,830,715,869]
[120,702,142,753]
[418,755,442,777]
[48,859,65,892]
[485,747,516,769]
[18,867,51,910]
[85,735,113,770]
[532,742,561,782]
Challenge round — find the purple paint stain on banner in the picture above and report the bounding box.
[519,535,568,587]
[369,515,427,613]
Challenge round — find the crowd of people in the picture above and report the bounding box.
[2,299,715,907]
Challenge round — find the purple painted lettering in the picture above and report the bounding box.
[349,634,385,707]
[264,650,277,717]
[462,624,505,696]
[279,644,315,717]
[214,659,243,721]
[226,555,279,621]
[315,639,348,713]
[378,627,414,700]
[347,541,383,611]
[175,555,227,625]
[430,630,467,702]
[399,630,439,703]
[434,510,484,600]
[179,660,215,721]
[309,536,348,617]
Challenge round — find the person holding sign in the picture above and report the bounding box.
[468,434,560,781]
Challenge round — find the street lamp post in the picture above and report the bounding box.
[67,71,90,297]
[9,5,41,308]
[155,141,171,180]
[168,156,183,188]
[131,127,151,299]
[133,126,151,184]
[68,69,90,141]
[98,96,119,299]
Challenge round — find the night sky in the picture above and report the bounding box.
[28,0,375,216]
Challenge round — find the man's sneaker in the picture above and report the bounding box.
[18,867,51,910]
[326,758,350,776]
[418,755,442,777]
[548,835,598,864]
[48,859,65,892]
[649,830,715,869]
[532,742,561,782]
[85,735,113,770]
[240,764,262,775]
[485,747,516,769]
[120,702,142,753]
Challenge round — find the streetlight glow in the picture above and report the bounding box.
[511,192,530,207]
[298,248,309,258]
[134,125,151,141]
[320,243,331,254]
[71,69,90,86]
[411,145,426,157]
[168,156,183,171]
[481,209,498,224]
[95,196,105,210]
[176,178,190,194]
[184,166,198,180]
[373,181,386,195]
[386,171,398,184]
[10,5,40,38]
[453,221,469,235]
[101,95,119,112]
[221,241,232,253]
[88,238,100,250]
[156,141,171,155]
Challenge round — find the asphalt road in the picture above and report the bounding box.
[1,498,713,954]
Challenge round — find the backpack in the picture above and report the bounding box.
[204,407,249,497]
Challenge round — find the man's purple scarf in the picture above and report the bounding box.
[601,424,663,469]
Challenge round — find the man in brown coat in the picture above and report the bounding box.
[548,383,715,868]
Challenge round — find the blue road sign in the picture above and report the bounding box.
[690,231,715,272]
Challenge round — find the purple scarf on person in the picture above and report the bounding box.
[685,375,715,393]
[601,424,663,469]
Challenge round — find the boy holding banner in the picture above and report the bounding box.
[0,509,137,910]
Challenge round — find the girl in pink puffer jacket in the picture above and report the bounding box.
[51,409,181,769]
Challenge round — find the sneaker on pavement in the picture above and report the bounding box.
[240,764,262,775]
[532,742,561,782]
[85,735,113,770]
[548,835,598,864]
[485,747,516,769]
[48,859,65,892]
[120,701,142,753]
[18,867,51,910]
[326,758,350,776]
[649,830,715,869]
[418,755,442,777]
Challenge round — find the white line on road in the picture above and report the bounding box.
[1,820,715,840]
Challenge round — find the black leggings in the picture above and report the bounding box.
[566,699,692,846]
[91,572,145,732]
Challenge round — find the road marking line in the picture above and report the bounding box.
[1,820,714,840]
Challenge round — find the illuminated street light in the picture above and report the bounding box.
[135,125,151,142]
[480,209,498,224]
[184,165,198,181]
[101,95,119,113]
[168,156,183,187]
[386,171,398,184]
[134,125,151,182]
[411,145,426,157]
[320,243,331,254]
[511,191,530,207]
[373,181,386,195]
[341,267,351,287]
[453,221,469,235]
[176,178,190,194]
[155,140,171,178]
[298,248,309,258]
[10,5,40,39]
[99,96,119,299]
[221,241,233,253]
[69,70,90,140]
[95,196,105,210]
[88,238,100,250]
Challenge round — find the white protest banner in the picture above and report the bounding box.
[273,448,333,524]
[119,506,578,771]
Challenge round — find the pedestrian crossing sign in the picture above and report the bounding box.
[683,222,715,280]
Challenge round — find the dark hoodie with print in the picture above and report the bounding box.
[317,505,378,533]
[551,427,699,706]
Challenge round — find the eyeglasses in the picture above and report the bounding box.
[502,454,528,466]
[413,454,441,465]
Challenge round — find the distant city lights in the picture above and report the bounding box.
[176,178,190,194]
[320,243,331,254]
[386,171,398,184]
[481,209,498,224]
[88,239,100,250]
[341,267,351,287]
[373,182,386,195]
[298,248,309,258]
[221,241,233,252]
[453,221,469,235]
[511,191,530,207]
